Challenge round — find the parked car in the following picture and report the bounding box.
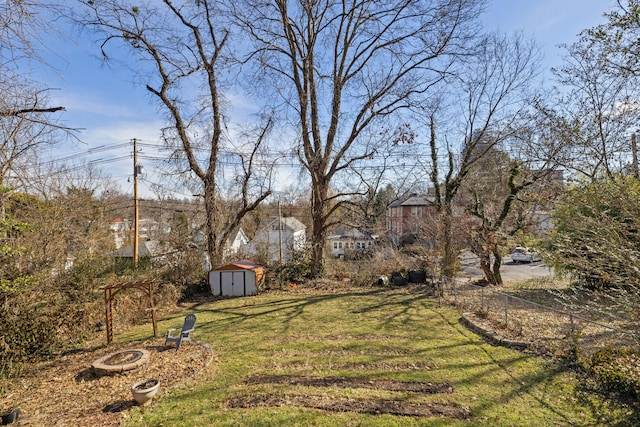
[510,247,541,263]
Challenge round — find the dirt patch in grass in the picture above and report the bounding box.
[245,374,453,393]
[267,360,436,372]
[227,394,470,418]
[234,374,464,419]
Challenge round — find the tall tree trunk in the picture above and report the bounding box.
[492,246,503,285]
[441,201,457,278]
[309,177,328,278]
[478,254,497,284]
[204,183,223,269]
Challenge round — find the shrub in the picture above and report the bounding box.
[268,251,313,288]
[581,346,640,397]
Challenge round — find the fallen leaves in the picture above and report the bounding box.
[0,338,212,426]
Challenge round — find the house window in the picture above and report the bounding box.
[411,206,422,217]
[333,242,338,249]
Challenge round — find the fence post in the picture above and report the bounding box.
[504,293,509,328]
[570,314,574,335]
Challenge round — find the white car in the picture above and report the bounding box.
[510,247,541,263]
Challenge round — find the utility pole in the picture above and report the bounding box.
[133,138,139,268]
[278,200,283,263]
[632,133,639,179]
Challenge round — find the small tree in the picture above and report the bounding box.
[464,158,557,285]
[547,176,640,289]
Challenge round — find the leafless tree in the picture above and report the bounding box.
[76,0,274,268]
[427,32,544,278]
[0,1,74,223]
[237,0,483,277]
[539,33,639,181]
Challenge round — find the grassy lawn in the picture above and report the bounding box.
[117,286,636,426]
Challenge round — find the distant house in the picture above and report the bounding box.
[224,228,249,258]
[109,217,162,249]
[110,240,165,259]
[109,239,170,270]
[138,218,160,240]
[327,225,376,258]
[109,218,131,249]
[246,216,306,263]
[386,194,438,246]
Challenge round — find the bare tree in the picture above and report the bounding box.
[584,0,640,77]
[237,0,483,277]
[428,32,543,278]
[76,0,274,268]
[0,1,73,225]
[539,32,639,181]
[464,152,560,285]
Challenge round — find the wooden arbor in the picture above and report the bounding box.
[100,279,158,344]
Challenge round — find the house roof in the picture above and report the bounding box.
[388,193,436,208]
[229,228,248,242]
[110,240,163,258]
[266,216,306,232]
[327,225,374,240]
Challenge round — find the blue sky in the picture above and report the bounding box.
[34,0,615,199]
[482,0,616,68]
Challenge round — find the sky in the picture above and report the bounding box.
[32,0,616,200]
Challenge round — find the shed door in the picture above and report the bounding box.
[231,271,246,296]
[220,271,234,296]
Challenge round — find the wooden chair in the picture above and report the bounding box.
[164,314,196,350]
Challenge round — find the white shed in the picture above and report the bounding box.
[209,260,266,297]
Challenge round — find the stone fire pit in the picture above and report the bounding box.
[91,349,150,374]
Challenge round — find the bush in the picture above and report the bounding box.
[581,346,640,397]
[0,255,191,389]
[268,251,313,288]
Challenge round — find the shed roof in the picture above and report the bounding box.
[213,259,265,271]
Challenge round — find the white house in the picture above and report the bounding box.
[246,216,306,263]
[110,240,165,259]
[224,228,249,258]
[109,218,131,249]
[109,217,160,249]
[327,225,376,258]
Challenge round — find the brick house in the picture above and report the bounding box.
[386,194,438,246]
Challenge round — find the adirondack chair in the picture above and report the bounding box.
[165,314,196,350]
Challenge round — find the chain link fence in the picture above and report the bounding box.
[436,277,639,359]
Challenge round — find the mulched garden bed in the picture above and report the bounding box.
[0,338,212,426]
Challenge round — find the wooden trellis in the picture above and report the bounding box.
[100,279,158,344]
